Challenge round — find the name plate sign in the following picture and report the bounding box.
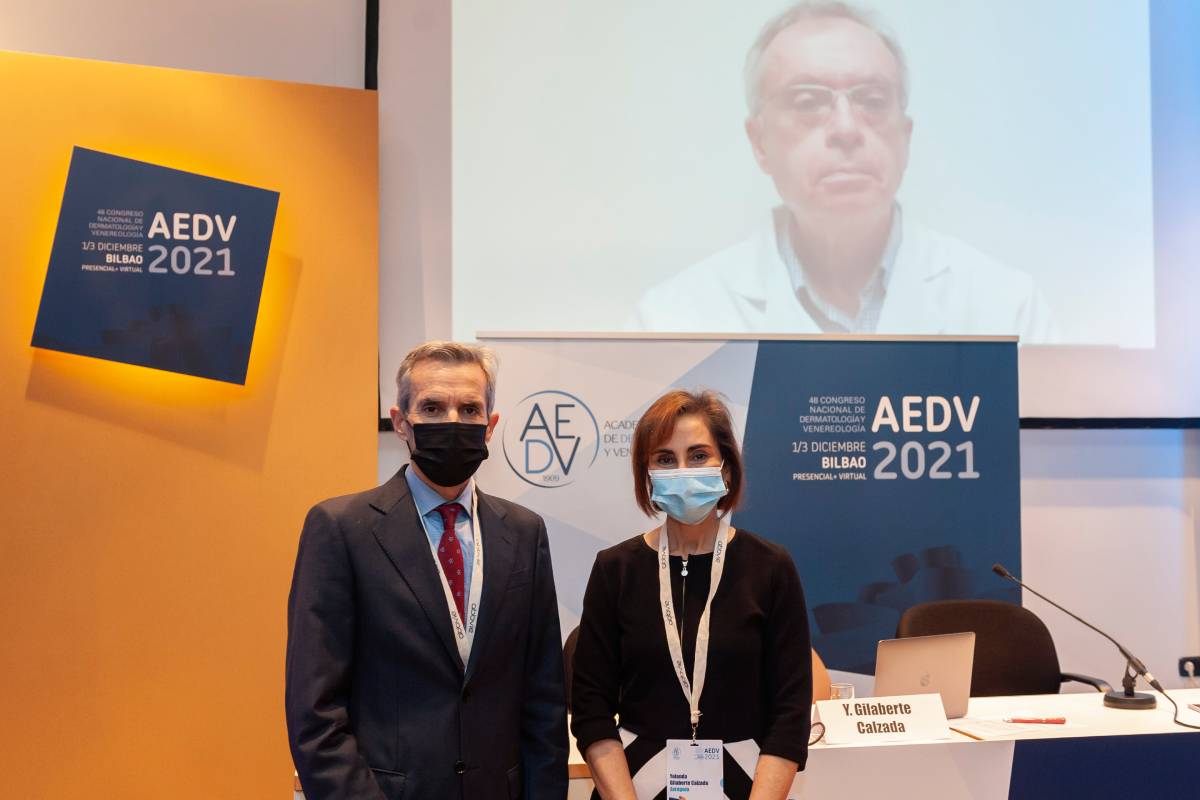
[817,694,952,744]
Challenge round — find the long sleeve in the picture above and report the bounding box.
[570,554,624,753]
[520,519,570,799]
[285,504,386,800]
[758,549,812,767]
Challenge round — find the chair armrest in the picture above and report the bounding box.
[1061,672,1112,693]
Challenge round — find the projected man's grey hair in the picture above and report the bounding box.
[744,1,910,114]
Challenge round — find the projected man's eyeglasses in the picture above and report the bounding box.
[769,82,901,125]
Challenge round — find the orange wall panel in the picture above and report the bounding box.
[0,51,378,799]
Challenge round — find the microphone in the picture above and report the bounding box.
[992,563,1161,709]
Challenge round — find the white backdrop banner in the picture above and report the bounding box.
[477,335,1020,675]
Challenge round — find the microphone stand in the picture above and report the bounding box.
[992,564,1157,709]
[1110,662,1157,710]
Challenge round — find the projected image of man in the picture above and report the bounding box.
[632,1,1057,341]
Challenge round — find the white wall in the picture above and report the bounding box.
[1020,428,1200,691]
[382,428,1200,689]
[376,0,452,416]
[0,0,365,88]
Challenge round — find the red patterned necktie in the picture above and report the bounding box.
[436,503,466,620]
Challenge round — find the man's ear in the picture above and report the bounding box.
[745,115,771,175]
[484,412,500,443]
[390,405,411,448]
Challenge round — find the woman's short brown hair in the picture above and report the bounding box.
[631,390,745,517]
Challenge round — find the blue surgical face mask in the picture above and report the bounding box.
[649,464,728,524]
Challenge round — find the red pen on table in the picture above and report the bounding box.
[1003,717,1066,724]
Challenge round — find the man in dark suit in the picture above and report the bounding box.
[286,341,568,799]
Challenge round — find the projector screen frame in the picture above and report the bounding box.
[367,2,1200,431]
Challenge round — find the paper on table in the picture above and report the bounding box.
[949,718,1045,740]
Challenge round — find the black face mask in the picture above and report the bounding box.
[406,421,490,487]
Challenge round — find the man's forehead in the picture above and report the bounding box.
[759,17,900,90]
[409,360,488,397]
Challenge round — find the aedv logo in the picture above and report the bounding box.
[502,390,599,488]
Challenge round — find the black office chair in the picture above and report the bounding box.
[563,625,580,707]
[896,599,1111,697]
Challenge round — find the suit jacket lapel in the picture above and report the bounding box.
[464,489,515,682]
[370,467,464,672]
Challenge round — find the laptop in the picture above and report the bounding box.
[873,632,976,718]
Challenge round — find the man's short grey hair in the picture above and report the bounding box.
[394,341,499,417]
[744,1,910,114]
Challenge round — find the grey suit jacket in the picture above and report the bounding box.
[286,466,568,800]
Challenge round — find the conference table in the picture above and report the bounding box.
[292,689,1200,799]
[564,688,1200,799]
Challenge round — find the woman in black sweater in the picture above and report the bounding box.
[571,390,812,800]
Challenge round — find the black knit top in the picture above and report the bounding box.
[570,529,812,770]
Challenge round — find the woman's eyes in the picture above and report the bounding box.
[655,451,712,467]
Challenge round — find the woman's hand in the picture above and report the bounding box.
[583,738,638,800]
[749,753,799,800]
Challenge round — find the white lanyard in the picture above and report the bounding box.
[657,518,731,741]
[429,483,484,667]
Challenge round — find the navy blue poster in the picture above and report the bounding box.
[735,339,1021,674]
[31,147,279,384]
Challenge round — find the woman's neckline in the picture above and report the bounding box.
[640,527,739,555]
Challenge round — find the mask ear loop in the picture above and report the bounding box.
[399,416,419,454]
[717,459,730,520]
[647,471,663,516]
